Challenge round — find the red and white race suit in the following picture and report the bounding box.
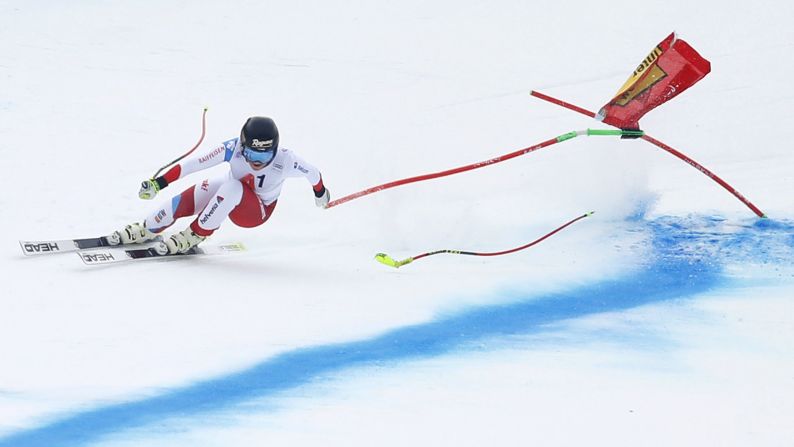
[145,137,325,236]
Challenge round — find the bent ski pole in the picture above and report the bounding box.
[152,107,209,179]
[375,212,594,268]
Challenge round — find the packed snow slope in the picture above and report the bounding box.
[1,1,793,446]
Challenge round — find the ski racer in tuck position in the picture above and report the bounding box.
[109,116,330,254]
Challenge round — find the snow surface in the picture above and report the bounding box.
[1,1,793,446]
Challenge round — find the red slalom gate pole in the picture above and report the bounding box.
[531,90,596,119]
[326,135,563,209]
[530,91,766,218]
[327,128,643,209]
[640,134,766,218]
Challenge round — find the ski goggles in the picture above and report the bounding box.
[242,145,276,164]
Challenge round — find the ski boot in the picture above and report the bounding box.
[108,222,158,246]
[159,227,207,255]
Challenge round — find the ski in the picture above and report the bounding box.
[20,236,129,256]
[78,242,246,266]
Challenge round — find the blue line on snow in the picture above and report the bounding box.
[2,216,792,447]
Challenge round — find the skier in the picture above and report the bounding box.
[109,116,330,254]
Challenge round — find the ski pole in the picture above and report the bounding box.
[375,212,594,268]
[530,90,766,218]
[152,107,209,179]
[327,129,641,209]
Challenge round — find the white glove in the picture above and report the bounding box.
[315,188,330,208]
[138,179,160,200]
